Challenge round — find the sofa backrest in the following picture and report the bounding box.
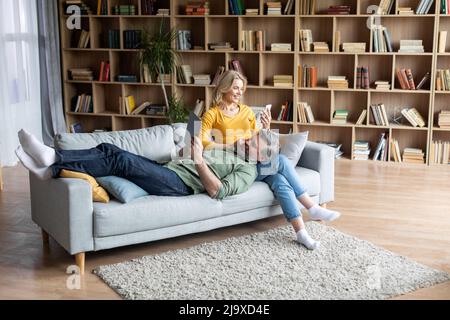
[54,125,177,163]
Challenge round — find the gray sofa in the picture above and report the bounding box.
[29,124,334,274]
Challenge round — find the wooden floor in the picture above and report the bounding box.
[0,160,449,300]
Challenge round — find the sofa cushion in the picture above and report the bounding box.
[96,176,149,203]
[59,169,110,203]
[221,167,321,215]
[93,194,222,237]
[54,126,176,163]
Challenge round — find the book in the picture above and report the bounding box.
[356,109,367,125]
[193,99,205,117]
[416,72,431,90]
[439,31,447,53]
[131,101,151,115]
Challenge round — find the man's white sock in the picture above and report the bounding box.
[15,147,52,180]
[18,129,56,167]
[296,229,320,250]
[308,205,341,222]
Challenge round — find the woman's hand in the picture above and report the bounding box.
[191,136,204,164]
[261,109,272,129]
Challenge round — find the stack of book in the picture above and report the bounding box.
[327,76,348,89]
[265,1,282,15]
[342,42,366,53]
[145,104,166,116]
[211,66,225,86]
[297,102,315,124]
[438,110,450,128]
[397,7,414,15]
[245,9,259,15]
[271,43,292,51]
[390,138,402,162]
[193,74,211,85]
[229,59,245,77]
[372,132,389,161]
[123,30,142,49]
[185,1,210,15]
[322,5,351,15]
[70,68,94,81]
[228,0,245,15]
[113,5,136,15]
[116,75,136,83]
[398,40,424,53]
[370,104,390,126]
[177,65,193,84]
[276,101,293,121]
[208,42,233,51]
[313,42,329,52]
[430,140,450,164]
[241,30,265,51]
[193,99,206,117]
[75,30,90,48]
[177,30,192,50]
[316,142,343,159]
[375,81,391,90]
[299,0,316,14]
[356,67,370,89]
[402,148,425,164]
[396,68,416,90]
[356,109,367,125]
[377,0,394,14]
[106,30,120,49]
[435,69,450,91]
[353,141,370,161]
[65,0,93,15]
[298,65,317,88]
[401,107,426,127]
[372,25,393,52]
[156,8,170,16]
[415,0,434,14]
[332,109,349,124]
[71,94,93,113]
[299,29,313,52]
[141,0,156,15]
[273,75,293,87]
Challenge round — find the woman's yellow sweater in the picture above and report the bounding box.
[201,104,257,148]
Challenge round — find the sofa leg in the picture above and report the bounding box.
[320,203,327,209]
[41,229,49,246]
[75,253,85,275]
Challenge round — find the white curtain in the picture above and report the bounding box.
[0,0,41,166]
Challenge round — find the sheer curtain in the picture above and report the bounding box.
[0,0,41,166]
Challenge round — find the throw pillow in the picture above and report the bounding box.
[97,176,149,203]
[59,169,110,203]
[278,131,309,167]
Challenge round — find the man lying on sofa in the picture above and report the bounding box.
[14,129,275,201]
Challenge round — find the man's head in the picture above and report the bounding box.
[239,129,279,163]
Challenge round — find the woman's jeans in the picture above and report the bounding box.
[256,154,306,221]
[51,143,192,196]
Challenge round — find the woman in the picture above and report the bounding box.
[201,70,341,250]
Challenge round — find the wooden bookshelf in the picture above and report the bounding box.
[58,0,450,165]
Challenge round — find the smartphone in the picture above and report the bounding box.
[265,104,272,112]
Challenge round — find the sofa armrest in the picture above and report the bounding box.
[29,173,94,255]
[298,141,335,204]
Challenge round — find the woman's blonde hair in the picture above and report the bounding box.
[211,70,247,107]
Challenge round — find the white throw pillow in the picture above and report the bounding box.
[278,131,309,167]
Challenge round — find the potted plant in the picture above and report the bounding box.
[140,19,179,114]
[167,95,189,124]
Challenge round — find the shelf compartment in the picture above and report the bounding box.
[241,16,295,51]
[123,84,172,113]
[397,0,437,15]
[298,54,355,88]
[90,17,120,49]
[113,116,143,131]
[242,87,293,118]
[262,53,294,86]
[176,85,206,110]
[390,128,428,163]
[432,94,450,127]
[174,17,206,50]
[354,127,390,160]
[64,51,110,81]
[227,52,259,86]
[143,117,168,128]
[64,83,93,113]
[61,17,90,49]
[394,55,432,90]
[335,17,370,52]
[93,83,122,114]
[297,90,332,123]
[178,51,226,80]
[370,91,430,127]
[110,51,141,83]
[334,91,368,124]
[206,17,239,50]
[357,55,393,89]
[66,114,113,133]
[140,0,170,15]
[229,0,260,15]
[298,17,333,52]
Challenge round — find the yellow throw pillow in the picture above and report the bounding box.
[59,169,110,203]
